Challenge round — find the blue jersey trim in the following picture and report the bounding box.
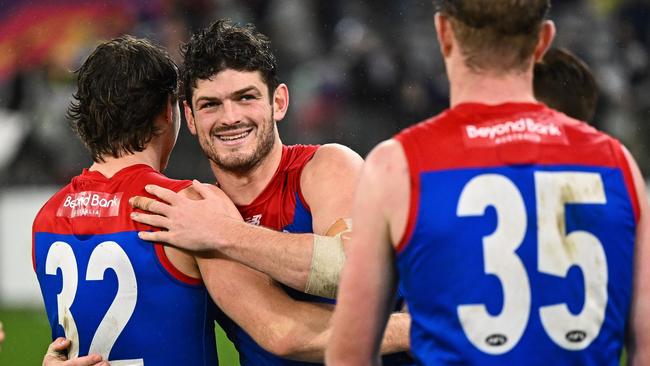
[398,164,634,365]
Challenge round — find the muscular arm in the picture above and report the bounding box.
[197,253,333,361]
[130,144,362,295]
[624,148,650,366]
[164,184,408,362]
[194,222,409,361]
[215,144,362,294]
[327,140,410,365]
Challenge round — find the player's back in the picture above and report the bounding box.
[395,102,638,365]
[33,164,218,365]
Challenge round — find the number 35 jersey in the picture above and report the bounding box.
[33,164,218,365]
[395,103,639,365]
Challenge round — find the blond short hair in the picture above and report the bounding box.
[436,0,550,73]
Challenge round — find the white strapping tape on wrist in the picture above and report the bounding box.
[305,226,350,299]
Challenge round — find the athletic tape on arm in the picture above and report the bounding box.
[304,219,351,298]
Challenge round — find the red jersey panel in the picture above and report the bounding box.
[33,164,219,365]
[238,144,318,232]
[394,102,638,365]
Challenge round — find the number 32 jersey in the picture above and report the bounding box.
[395,103,639,365]
[33,164,219,365]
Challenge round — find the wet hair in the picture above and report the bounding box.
[435,0,551,72]
[181,19,279,109]
[534,47,599,122]
[67,35,179,162]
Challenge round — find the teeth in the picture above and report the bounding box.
[218,131,249,141]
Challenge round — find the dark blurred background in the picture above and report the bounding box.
[0,2,648,363]
[0,0,648,185]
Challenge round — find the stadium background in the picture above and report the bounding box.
[0,0,647,364]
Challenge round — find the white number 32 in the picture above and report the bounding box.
[45,241,144,365]
[457,171,608,354]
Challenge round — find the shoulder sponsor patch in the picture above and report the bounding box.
[56,191,123,218]
[462,117,568,147]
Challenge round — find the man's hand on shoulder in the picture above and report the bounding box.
[43,338,109,366]
[129,180,243,252]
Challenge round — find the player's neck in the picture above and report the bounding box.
[211,137,284,206]
[449,65,537,107]
[89,150,161,179]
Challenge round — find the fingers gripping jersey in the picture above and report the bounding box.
[33,164,218,365]
[395,103,638,365]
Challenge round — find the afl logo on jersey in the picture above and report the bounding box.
[566,330,587,343]
[485,334,508,347]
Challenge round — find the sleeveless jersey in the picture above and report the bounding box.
[33,164,219,366]
[395,103,639,365]
[218,145,413,365]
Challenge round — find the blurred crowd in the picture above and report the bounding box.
[0,0,648,185]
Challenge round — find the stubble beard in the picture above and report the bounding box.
[201,112,276,175]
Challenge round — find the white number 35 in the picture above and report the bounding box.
[457,171,608,354]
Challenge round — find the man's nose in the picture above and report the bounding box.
[219,100,241,125]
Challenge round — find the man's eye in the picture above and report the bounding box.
[200,101,217,109]
[240,94,255,101]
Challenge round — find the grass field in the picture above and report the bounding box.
[0,307,628,365]
[0,307,240,365]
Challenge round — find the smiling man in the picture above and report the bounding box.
[134,19,359,300]
[129,19,413,365]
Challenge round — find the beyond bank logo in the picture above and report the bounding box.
[57,191,123,218]
[463,118,567,147]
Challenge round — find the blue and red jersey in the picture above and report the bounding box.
[395,102,638,365]
[216,144,322,366]
[33,164,219,366]
[217,144,414,365]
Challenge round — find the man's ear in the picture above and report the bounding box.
[156,96,175,132]
[272,83,289,122]
[435,13,454,58]
[534,20,556,62]
[184,100,197,135]
[166,97,173,122]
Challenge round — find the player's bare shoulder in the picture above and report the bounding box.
[300,144,364,203]
[302,144,363,182]
[362,139,410,205]
[364,139,410,246]
[364,139,408,176]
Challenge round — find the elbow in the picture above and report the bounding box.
[260,328,307,359]
[266,336,298,358]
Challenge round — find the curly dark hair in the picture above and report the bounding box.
[434,0,551,72]
[67,35,179,162]
[181,19,279,109]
